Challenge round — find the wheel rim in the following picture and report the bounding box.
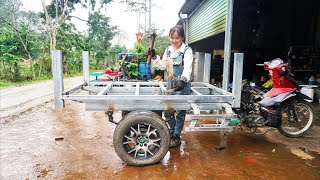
[281,102,313,135]
[123,123,162,159]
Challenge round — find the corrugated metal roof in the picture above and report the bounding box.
[179,0,205,15]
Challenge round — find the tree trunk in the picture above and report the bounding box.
[93,51,96,69]
[9,16,35,78]
[63,54,67,73]
[41,0,57,50]
[16,33,35,78]
[38,59,43,77]
[27,53,35,79]
[103,58,108,69]
[52,29,57,50]
[2,60,6,72]
[49,34,53,50]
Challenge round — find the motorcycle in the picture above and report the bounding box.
[235,58,315,137]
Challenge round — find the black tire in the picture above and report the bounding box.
[153,110,163,118]
[113,111,170,166]
[122,111,162,119]
[122,111,131,118]
[278,100,315,137]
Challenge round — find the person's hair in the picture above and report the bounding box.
[169,25,185,39]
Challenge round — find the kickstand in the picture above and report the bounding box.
[213,131,228,151]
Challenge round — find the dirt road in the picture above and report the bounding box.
[1,99,319,179]
[0,77,83,119]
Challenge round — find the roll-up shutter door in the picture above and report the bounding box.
[188,0,227,44]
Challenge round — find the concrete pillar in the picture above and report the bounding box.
[82,51,90,85]
[194,52,205,82]
[204,53,212,83]
[232,53,244,108]
[51,50,65,109]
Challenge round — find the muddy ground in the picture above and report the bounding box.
[1,101,319,179]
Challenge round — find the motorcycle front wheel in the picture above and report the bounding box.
[278,99,315,137]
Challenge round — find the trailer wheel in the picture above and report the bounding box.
[122,111,162,119]
[113,111,170,166]
[122,111,130,118]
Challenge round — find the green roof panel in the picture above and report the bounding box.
[188,0,227,44]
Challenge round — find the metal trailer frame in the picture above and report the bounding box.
[52,50,244,132]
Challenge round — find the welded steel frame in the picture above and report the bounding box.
[63,81,234,111]
[52,50,244,132]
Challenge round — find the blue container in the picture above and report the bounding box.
[139,62,151,80]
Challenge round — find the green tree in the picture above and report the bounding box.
[0,0,42,78]
[41,0,113,50]
[130,42,147,62]
[120,0,147,12]
[88,11,116,69]
[107,44,127,67]
[0,26,24,80]
[56,23,86,74]
[135,28,170,58]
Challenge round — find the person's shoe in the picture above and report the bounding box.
[169,137,181,148]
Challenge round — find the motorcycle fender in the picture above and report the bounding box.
[279,92,311,105]
[259,91,295,107]
[280,93,297,102]
[295,92,312,100]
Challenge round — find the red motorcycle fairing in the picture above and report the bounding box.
[263,58,297,98]
[259,90,296,107]
[264,87,297,98]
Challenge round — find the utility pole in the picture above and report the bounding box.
[149,0,152,34]
[144,0,147,35]
[222,0,234,91]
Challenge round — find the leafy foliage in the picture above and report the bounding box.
[88,11,116,69]
[120,0,146,12]
[140,29,170,57]
[130,42,146,62]
[0,0,170,85]
[119,60,138,78]
[108,44,127,67]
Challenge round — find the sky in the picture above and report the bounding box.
[21,0,185,49]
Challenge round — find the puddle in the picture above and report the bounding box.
[291,147,315,160]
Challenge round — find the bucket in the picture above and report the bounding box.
[139,62,151,80]
[301,87,314,102]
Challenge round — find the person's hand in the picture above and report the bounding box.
[147,48,156,58]
[174,80,185,91]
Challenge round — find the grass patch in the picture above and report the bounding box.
[0,81,17,87]
[0,76,51,87]
[0,74,82,87]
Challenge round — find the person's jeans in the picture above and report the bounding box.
[165,79,191,138]
[165,109,186,138]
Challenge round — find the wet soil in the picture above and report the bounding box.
[1,101,320,179]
